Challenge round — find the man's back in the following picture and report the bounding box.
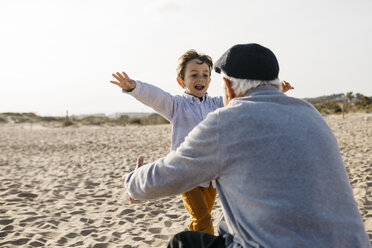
[216,85,370,247]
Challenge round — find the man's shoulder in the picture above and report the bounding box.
[233,92,314,108]
[220,94,318,121]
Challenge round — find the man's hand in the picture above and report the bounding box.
[122,156,145,204]
[110,71,136,91]
[135,156,144,170]
[281,80,294,93]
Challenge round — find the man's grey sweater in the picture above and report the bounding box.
[125,85,370,247]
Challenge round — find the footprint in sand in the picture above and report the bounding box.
[80,217,95,224]
[154,234,169,240]
[74,201,84,206]
[92,243,109,248]
[149,209,165,217]
[106,207,118,212]
[57,236,68,244]
[148,227,161,234]
[0,232,8,238]
[20,216,46,223]
[5,238,31,246]
[29,240,45,247]
[136,213,145,218]
[132,236,145,241]
[165,214,179,219]
[164,220,173,227]
[71,241,84,246]
[17,192,38,198]
[2,225,14,234]
[112,231,123,238]
[124,217,134,223]
[0,219,13,225]
[70,210,85,215]
[80,229,96,236]
[119,209,135,216]
[64,232,79,239]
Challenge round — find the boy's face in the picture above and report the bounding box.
[177,59,211,98]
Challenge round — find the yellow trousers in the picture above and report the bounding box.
[181,183,217,235]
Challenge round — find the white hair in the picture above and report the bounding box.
[222,73,282,97]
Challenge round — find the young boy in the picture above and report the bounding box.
[110,50,293,235]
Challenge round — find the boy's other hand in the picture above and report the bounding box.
[110,71,136,91]
[281,80,294,93]
[122,155,145,204]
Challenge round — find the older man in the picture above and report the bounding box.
[124,44,370,247]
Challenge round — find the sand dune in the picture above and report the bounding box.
[0,113,370,247]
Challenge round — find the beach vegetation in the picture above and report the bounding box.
[314,100,342,114]
[0,116,7,123]
[0,112,169,127]
[305,92,372,115]
[62,118,74,127]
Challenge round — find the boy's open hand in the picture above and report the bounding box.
[281,80,294,93]
[122,156,145,204]
[110,71,136,91]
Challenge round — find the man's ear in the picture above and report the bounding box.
[223,77,235,101]
[177,77,185,88]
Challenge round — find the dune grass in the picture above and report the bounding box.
[0,112,169,127]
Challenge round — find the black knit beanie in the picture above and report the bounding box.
[214,43,279,80]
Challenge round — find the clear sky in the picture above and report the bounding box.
[1,0,371,116]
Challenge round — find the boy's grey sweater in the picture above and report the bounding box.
[125,80,223,150]
[125,85,370,248]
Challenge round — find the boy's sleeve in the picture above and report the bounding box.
[217,96,224,108]
[123,80,175,121]
[124,111,221,200]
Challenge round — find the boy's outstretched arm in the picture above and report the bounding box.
[109,70,175,121]
[110,71,136,91]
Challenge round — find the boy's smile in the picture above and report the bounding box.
[177,59,211,99]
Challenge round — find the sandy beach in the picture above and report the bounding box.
[0,113,371,247]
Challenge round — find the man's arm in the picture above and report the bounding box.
[122,156,144,204]
[110,71,175,120]
[124,111,221,200]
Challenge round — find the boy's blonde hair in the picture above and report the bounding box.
[177,50,213,80]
